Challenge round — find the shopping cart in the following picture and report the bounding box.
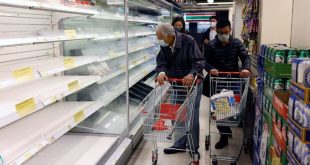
[205,72,249,165]
[142,77,200,165]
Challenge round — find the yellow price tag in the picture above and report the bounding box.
[12,67,35,81]
[68,80,79,91]
[63,57,76,69]
[114,32,121,38]
[50,96,57,103]
[108,50,116,57]
[23,151,32,160]
[15,98,36,117]
[74,110,85,124]
[64,30,77,39]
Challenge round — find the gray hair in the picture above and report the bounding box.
[155,23,176,37]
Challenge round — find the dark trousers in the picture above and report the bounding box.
[217,126,232,137]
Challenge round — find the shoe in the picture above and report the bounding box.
[164,146,186,154]
[189,150,201,160]
[215,136,228,149]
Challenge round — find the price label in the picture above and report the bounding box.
[12,67,35,81]
[63,57,76,69]
[68,80,79,91]
[108,50,116,58]
[64,30,77,39]
[74,110,85,124]
[15,98,36,117]
[23,151,32,160]
[114,32,122,38]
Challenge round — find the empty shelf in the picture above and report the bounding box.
[0,56,99,89]
[0,75,100,128]
[0,101,103,165]
[0,0,99,15]
[25,134,119,165]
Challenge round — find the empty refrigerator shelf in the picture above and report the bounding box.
[0,34,95,47]
[97,54,155,84]
[72,94,140,134]
[0,101,101,165]
[0,0,99,15]
[91,14,160,24]
[92,32,155,41]
[98,64,156,107]
[24,134,119,165]
[0,56,99,89]
[0,75,100,128]
[97,42,155,63]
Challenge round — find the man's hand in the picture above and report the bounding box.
[240,69,250,77]
[210,69,219,76]
[203,39,209,45]
[182,74,194,86]
[156,73,168,86]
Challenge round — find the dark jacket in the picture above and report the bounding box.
[202,28,211,44]
[156,32,205,78]
[204,36,251,72]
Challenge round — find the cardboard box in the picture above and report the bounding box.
[264,58,292,78]
[288,116,310,144]
[291,81,310,104]
[272,91,290,120]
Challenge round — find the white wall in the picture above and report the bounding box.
[260,0,293,46]
[233,0,243,40]
[291,0,310,48]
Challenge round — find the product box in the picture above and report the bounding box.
[273,91,290,120]
[287,147,300,165]
[288,116,310,144]
[291,58,310,86]
[290,81,310,104]
[264,58,292,78]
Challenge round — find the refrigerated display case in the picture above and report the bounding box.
[0,0,173,164]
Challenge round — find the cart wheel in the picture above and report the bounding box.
[152,151,158,165]
[231,161,237,165]
[205,135,210,150]
[212,159,218,165]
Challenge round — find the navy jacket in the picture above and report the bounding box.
[156,32,205,78]
[204,36,251,72]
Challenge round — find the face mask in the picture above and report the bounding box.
[174,27,183,32]
[211,22,216,28]
[218,34,230,43]
[158,39,168,47]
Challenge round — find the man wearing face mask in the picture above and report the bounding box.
[202,16,217,45]
[155,23,205,157]
[204,19,251,149]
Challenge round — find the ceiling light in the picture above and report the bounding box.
[208,0,214,3]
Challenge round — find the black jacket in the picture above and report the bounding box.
[204,36,251,72]
[202,28,211,44]
[156,32,205,78]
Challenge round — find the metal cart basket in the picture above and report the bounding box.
[205,72,249,165]
[142,78,199,165]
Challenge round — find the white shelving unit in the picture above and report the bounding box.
[0,101,103,165]
[0,0,162,164]
[0,0,99,15]
[0,56,99,88]
[0,76,100,128]
[25,134,119,165]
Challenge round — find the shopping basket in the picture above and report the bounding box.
[205,72,249,165]
[141,77,200,165]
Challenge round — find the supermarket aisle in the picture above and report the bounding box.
[127,95,252,165]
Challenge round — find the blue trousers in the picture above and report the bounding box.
[173,84,202,150]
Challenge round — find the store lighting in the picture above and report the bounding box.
[208,0,214,3]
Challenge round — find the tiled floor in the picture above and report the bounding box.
[127,96,252,165]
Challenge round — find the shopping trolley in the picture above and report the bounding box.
[204,72,249,165]
[142,77,200,165]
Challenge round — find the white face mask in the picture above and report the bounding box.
[158,39,168,47]
[211,22,217,28]
[218,34,230,43]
